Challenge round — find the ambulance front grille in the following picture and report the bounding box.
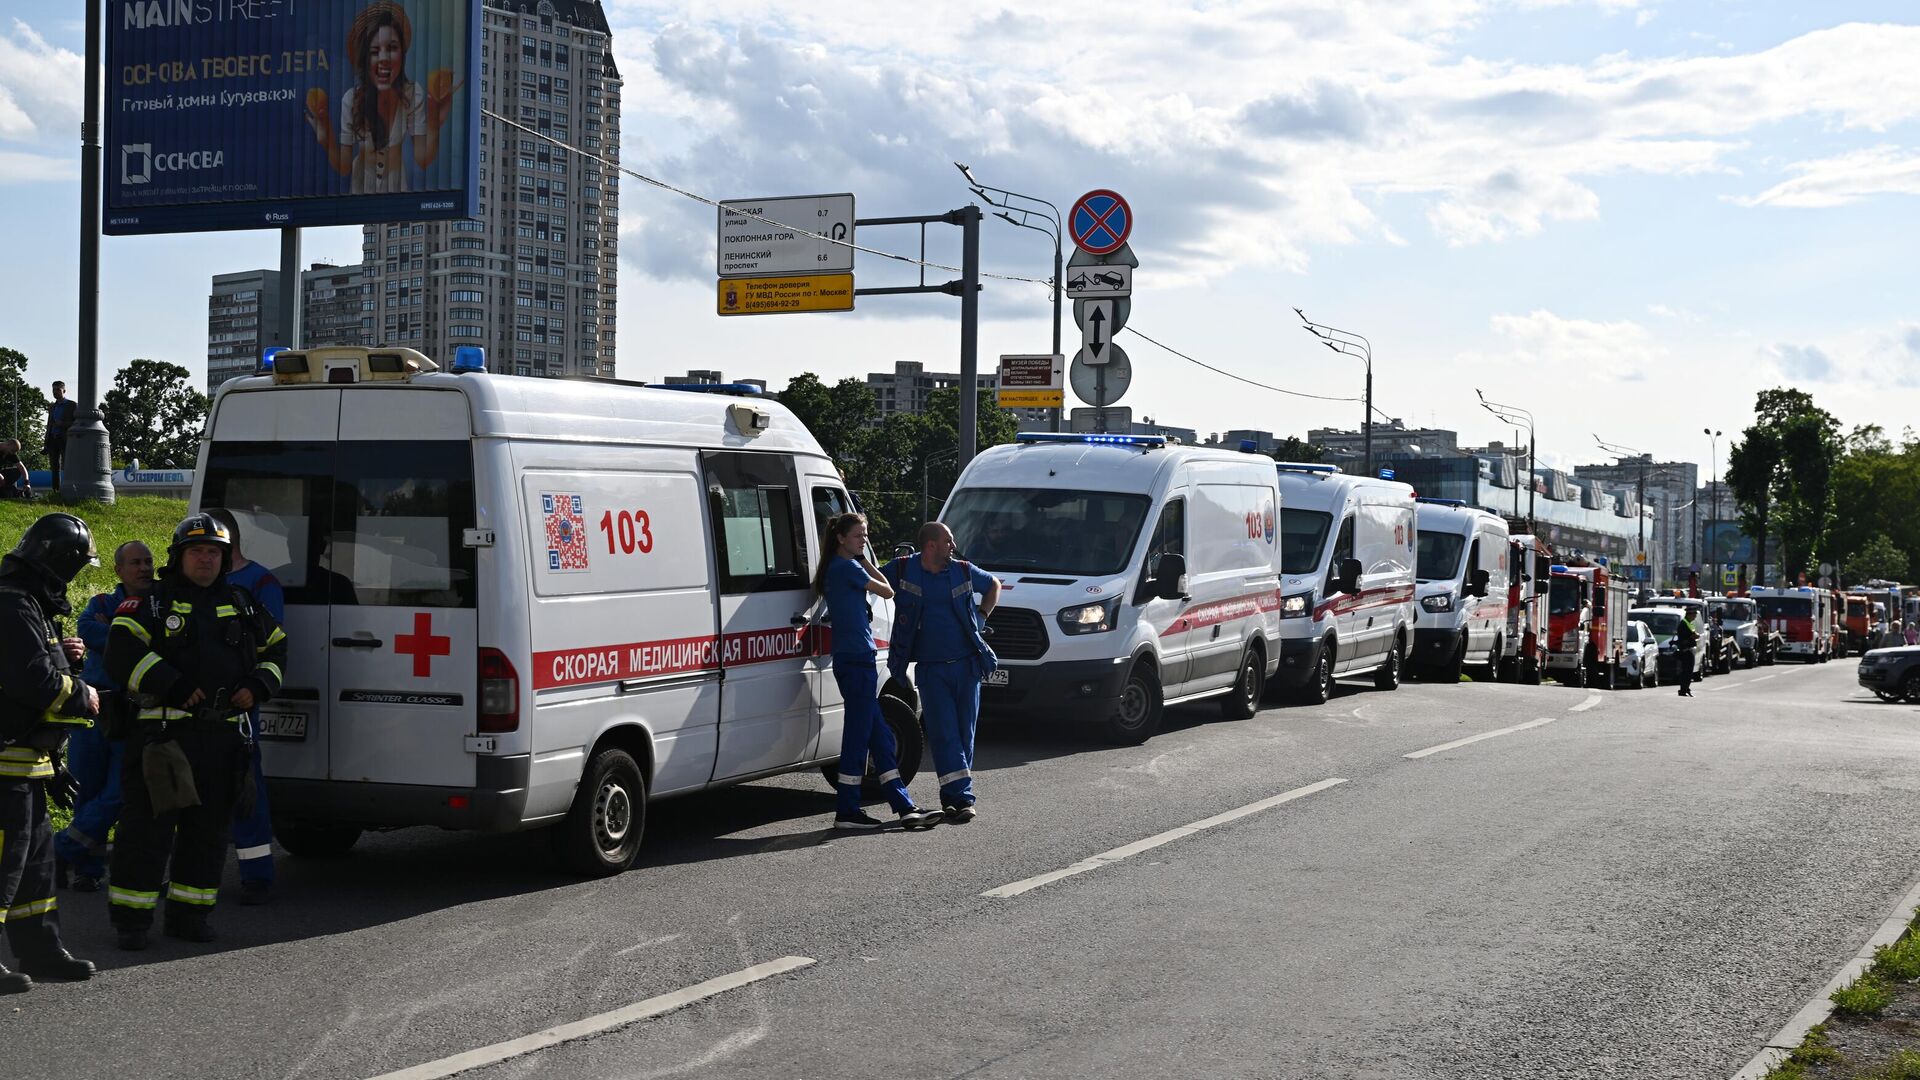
[987,607,1049,661]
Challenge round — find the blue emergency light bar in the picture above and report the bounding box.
[1415,497,1467,508]
[646,382,765,396]
[259,346,287,373]
[1550,564,1570,574]
[1013,433,1167,448]
[1275,462,1338,474]
[451,346,487,373]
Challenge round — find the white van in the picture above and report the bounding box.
[1269,464,1418,703]
[941,433,1282,745]
[194,346,900,876]
[1410,499,1511,680]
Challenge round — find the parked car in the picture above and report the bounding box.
[1620,619,1659,688]
[1643,596,1718,678]
[1631,607,1706,683]
[1857,646,1920,702]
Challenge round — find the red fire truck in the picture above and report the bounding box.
[1500,534,1551,684]
[1545,561,1631,688]
[1751,585,1833,662]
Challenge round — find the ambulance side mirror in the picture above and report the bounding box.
[1338,558,1362,595]
[1151,553,1189,601]
[1469,567,1492,597]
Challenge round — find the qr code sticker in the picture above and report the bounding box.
[542,492,589,572]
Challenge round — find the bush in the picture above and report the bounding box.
[1832,974,1895,1018]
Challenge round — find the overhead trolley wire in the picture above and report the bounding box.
[485,109,1367,409]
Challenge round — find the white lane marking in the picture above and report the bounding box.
[981,777,1349,900]
[1404,718,1557,760]
[1569,692,1604,713]
[1751,673,1779,682]
[364,956,816,1080]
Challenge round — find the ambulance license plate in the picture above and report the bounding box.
[258,710,308,741]
[982,669,1009,687]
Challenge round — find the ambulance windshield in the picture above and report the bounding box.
[1279,509,1332,576]
[1415,531,1467,583]
[944,488,1151,577]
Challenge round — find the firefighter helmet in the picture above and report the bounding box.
[7,512,97,583]
[168,513,233,564]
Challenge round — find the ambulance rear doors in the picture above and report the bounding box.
[199,386,480,789]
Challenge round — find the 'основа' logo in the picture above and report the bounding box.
[121,143,224,185]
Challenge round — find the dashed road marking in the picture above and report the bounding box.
[1569,692,1604,713]
[363,956,815,1080]
[1404,718,1557,760]
[981,777,1349,899]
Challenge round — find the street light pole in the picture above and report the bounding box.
[1296,309,1374,473]
[1478,390,1536,531]
[956,163,1065,433]
[1704,427,1723,582]
[1595,435,1650,568]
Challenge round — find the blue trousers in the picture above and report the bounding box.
[832,656,913,816]
[53,716,123,878]
[916,657,980,807]
[232,713,274,883]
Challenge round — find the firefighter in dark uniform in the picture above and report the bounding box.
[106,514,287,950]
[0,513,101,992]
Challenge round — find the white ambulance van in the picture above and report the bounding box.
[1410,498,1512,681]
[194,346,902,876]
[1268,464,1418,704]
[940,433,1282,745]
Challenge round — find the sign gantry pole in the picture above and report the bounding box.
[65,0,114,503]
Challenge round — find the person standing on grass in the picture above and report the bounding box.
[55,540,155,893]
[44,382,74,493]
[816,513,934,832]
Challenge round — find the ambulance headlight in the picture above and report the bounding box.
[1058,597,1120,635]
[1281,593,1311,619]
[1421,593,1455,613]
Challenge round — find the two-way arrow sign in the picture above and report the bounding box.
[1081,299,1115,365]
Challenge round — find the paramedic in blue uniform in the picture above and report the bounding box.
[817,513,933,831]
[206,508,284,904]
[887,522,999,822]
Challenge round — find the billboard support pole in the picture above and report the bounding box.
[64,0,114,503]
[279,227,302,349]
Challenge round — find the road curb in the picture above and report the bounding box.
[1729,872,1920,1079]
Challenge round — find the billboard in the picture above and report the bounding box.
[1702,521,1757,564]
[106,0,480,235]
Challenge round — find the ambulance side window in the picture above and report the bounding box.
[811,486,869,562]
[1137,498,1184,600]
[1326,516,1355,594]
[703,451,806,595]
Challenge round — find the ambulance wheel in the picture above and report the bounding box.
[277,822,362,859]
[557,748,646,877]
[1485,636,1504,679]
[1102,662,1163,745]
[1219,643,1264,721]
[1292,643,1335,706]
[1373,634,1404,691]
[1435,637,1465,684]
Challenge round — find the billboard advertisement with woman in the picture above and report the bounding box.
[106,0,480,235]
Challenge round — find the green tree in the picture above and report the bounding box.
[1849,533,1910,584]
[103,358,209,469]
[1727,426,1780,585]
[778,373,876,464]
[1269,436,1323,463]
[0,347,50,469]
[1728,388,1844,584]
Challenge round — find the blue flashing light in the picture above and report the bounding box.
[260,346,287,373]
[1550,564,1570,574]
[1416,497,1467,508]
[1378,468,1397,480]
[646,382,765,396]
[1014,432,1167,448]
[1238,439,1260,453]
[451,346,487,373]
[1275,462,1338,474]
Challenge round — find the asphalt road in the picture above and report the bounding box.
[13,658,1920,1080]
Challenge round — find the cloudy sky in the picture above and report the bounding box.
[3,1,1917,475]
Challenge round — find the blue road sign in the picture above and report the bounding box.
[1070,189,1132,255]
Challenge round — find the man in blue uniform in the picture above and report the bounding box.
[886,522,999,821]
[206,508,284,904]
[54,540,154,891]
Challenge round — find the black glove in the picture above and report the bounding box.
[49,756,79,811]
[165,679,202,709]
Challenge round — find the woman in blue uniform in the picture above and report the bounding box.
[815,513,934,831]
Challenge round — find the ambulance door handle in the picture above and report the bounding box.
[790,614,810,627]
[332,635,384,648]
[1211,625,1221,640]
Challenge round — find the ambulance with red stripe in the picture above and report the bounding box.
[194,345,892,876]
[1269,464,1418,704]
[1409,499,1511,681]
[941,433,1282,745]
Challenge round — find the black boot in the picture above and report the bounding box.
[115,928,149,951]
[19,949,95,981]
[0,963,30,994]
[163,915,216,944]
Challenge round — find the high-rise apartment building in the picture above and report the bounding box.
[361,0,622,378]
[205,263,372,392]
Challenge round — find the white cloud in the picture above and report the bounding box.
[1735,146,1920,209]
[1490,309,1660,376]
[1763,342,1834,381]
[0,19,82,143]
[0,148,70,183]
[1426,168,1600,245]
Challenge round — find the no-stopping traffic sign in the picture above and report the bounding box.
[1069,190,1132,255]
